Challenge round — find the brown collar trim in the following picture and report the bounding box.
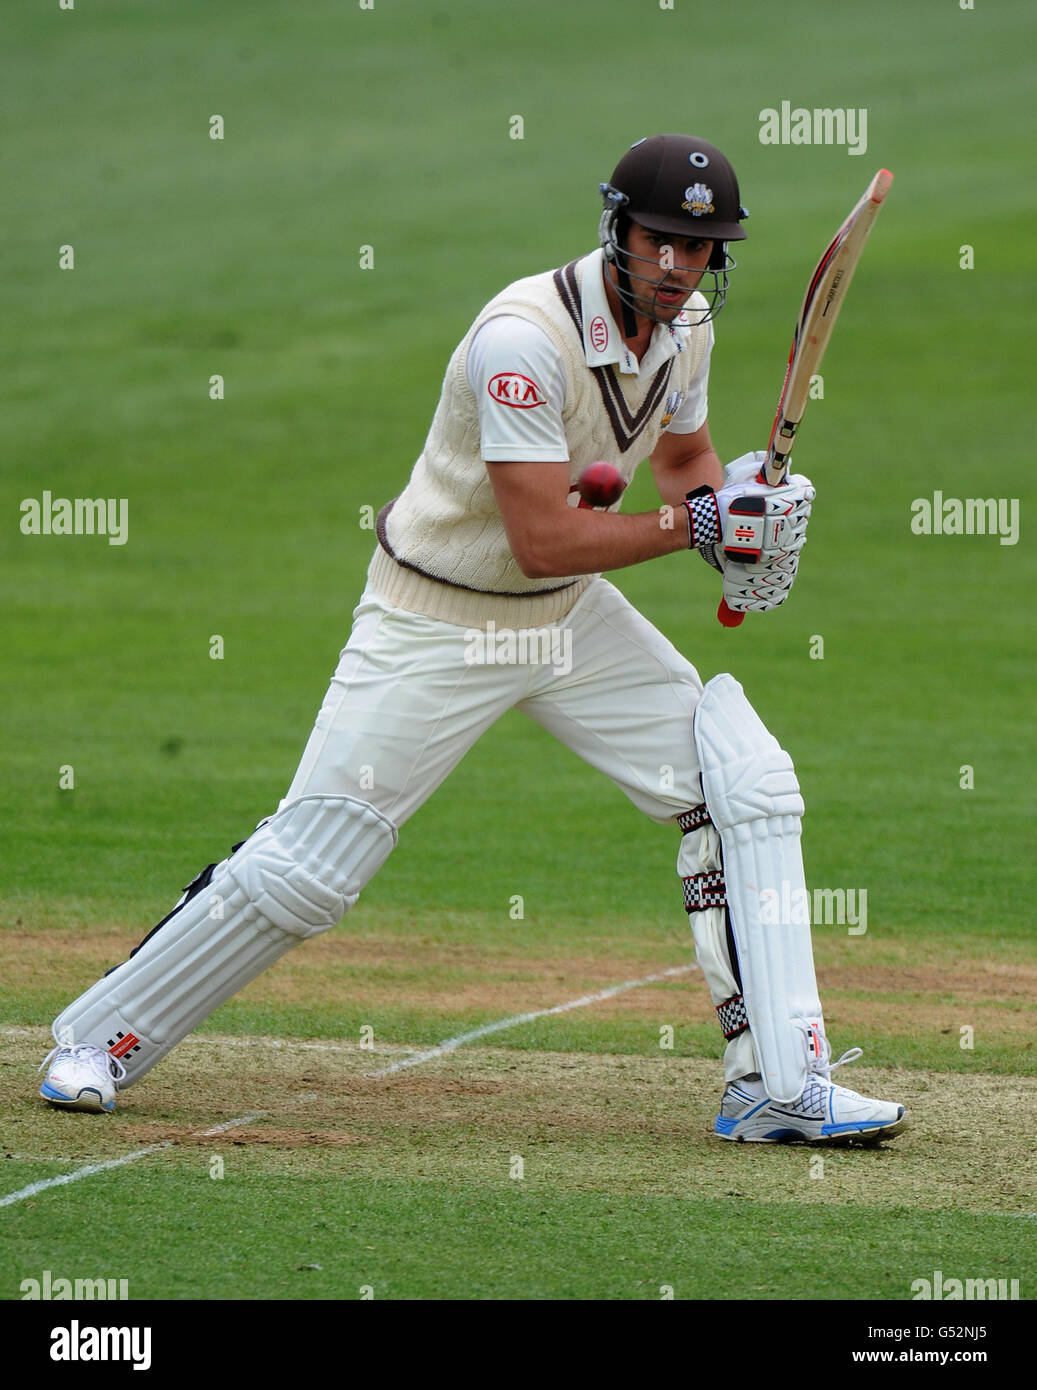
[553,260,674,454]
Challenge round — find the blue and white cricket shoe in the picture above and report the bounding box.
[39,1043,126,1113]
[715,1050,906,1144]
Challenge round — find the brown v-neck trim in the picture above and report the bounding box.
[553,259,674,455]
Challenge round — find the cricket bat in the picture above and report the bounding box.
[717,167,894,628]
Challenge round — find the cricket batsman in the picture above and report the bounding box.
[39,134,907,1144]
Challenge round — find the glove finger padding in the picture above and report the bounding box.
[722,556,800,612]
[721,450,768,488]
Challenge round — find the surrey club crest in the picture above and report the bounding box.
[660,390,684,426]
[682,182,715,216]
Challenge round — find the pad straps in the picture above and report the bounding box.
[677,803,727,914]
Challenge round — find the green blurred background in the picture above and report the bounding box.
[2,0,1034,944]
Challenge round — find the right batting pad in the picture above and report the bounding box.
[694,674,824,1102]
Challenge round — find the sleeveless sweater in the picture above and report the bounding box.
[368,254,711,629]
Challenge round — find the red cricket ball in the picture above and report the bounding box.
[576,461,626,508]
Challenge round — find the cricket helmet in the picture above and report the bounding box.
[599,133,748,330]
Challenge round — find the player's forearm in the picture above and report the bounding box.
[652,448,724,507]
[517,506,690,579]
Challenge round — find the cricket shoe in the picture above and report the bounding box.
[39,1043,126,1113]
[715,1050,907,1145]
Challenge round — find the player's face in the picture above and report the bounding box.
[620,222,714,323]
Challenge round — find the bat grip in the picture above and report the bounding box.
[717,598,745,628]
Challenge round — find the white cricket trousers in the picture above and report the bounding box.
[282,575,755,1080]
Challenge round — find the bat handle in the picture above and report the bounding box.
[717,598,745,628]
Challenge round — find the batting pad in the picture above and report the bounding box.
[51,795,397,1086]
[694,674,822,1102]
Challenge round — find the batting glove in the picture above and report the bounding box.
[721,549,804,613]
[720,450,769,488]
[682,451,815,576]
[718,454,816,613]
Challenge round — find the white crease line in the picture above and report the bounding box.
[0,1145,174,1208]
[197,1111,267,1136]
[6,969,695,1085]
[0,1101,296,1211]
[1,963,694,1201]
[365,964,696,1078]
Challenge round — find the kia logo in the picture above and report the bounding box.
[488,373,546,409]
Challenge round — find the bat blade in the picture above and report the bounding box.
[763,167,893,486]
[717,168,893,628]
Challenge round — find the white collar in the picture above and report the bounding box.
[576,248,696,376]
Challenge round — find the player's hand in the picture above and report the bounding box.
[721,548,803,613]
[721,449,768,488]
[718,471,814,565]
[682,450,814,574]
[718,472,815,613]
[682,450,769,566]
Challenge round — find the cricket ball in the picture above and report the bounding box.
[577,461,625,508]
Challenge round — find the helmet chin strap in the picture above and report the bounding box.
[599,195,640,339]
[614,261,640,339]
[599,195,732,335]
[612,240,735,329]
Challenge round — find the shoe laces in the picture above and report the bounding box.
[829,1047,863,1072]
[808,1031,863,1079]
[39,1043,127,1084]
[807,1045,865,1103]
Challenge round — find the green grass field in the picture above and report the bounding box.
[2,0,1034,1306]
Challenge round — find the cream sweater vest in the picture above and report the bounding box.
[368,255,711,628]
